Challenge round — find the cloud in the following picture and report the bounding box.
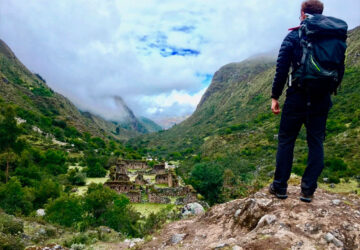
[141,88,206,116]
[1,0,359,122]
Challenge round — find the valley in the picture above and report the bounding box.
[0,21,359,250]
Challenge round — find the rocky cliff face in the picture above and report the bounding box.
[141,186,360,249]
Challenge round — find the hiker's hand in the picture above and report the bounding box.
[271,98,281,115]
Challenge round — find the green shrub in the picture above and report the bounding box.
[67,169,86,186]
[84,184,119,221]
[33,178,61,209]
[65,126,82,138]
[53,127,65,141]
[0,178,33,215]
[42,150,68,175]
[45,195,84,227]
[292,164,306,176]
[82,184,142,236]
[326,119,346,134]
[14,164,42,187]
[140,205,175,236]
[85,162,106,178]
[189,163,224,205]
[0,213,24,234]
[325,158,347,172]
[0,232,24,250]
[99,198,140,237]
[328,175,340,184]
[63,232,98,247]
[89,137,105,149]
[31,87,53,97]
[52,119,67,128]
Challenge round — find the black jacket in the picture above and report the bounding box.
[271,29,302,100]
[271,28,345,100]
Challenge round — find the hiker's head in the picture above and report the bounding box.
[301,0,324,20]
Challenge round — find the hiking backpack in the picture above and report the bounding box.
[291,14,348,94]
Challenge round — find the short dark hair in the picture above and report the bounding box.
[301,0,324,14]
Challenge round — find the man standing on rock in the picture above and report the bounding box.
[269,0,347,202]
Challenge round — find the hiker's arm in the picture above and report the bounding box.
[271,33,294,100]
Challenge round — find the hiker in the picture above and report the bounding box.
[269,0,347,202]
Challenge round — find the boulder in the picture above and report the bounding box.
[331,199,341,205]
[181,202,205,217]
[234,198,272,230]
[36,209,46,217]
[254,214,276,230]
[171,233,186,244]
[323,232,343,248]
[124,238,144,248]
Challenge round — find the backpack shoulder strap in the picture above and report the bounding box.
[288,26,301,31]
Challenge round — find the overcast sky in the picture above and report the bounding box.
[1,0,359,125]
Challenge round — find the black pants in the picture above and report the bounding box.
[272,88,332,196]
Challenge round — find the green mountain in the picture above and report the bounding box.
[138,116,163,133]
[131,26,360,193]
[0,39,159,141]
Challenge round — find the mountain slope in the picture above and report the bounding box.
[139,116,163,133]
[131,56,276,152]
[0,39,148,140]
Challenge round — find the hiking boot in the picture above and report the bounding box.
[300,192,313,203]
[268,184,288,199]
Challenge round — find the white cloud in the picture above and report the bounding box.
[1,0,359,122]
[142,88,206,114]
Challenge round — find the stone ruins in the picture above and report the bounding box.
[155,170,179,188]
[104,158,199,205]
[104,159,141,202]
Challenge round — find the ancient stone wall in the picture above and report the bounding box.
[175,193,198,205]
[155,186,193,197]
[127,190,141,203]
[135,174,147,185]
[168,172,179,187]
[148,192,171,204]
[155,173,169,185]
[104,181,136,192]
[124,160,148,170]
[153,164,165,174]
[105,181,141,203]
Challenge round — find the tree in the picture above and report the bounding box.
[83,183,141,236]
[189,163,224,205]
[85,162,106,177]
[42,150,68,175]
[84,183,119,221]
[67,168,86,186]
[45,195,84,227]
[0,106,24,182]
[99,196,141,237]
[33,178,61,209]
[0,178,33,215]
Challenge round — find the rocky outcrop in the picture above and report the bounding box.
[140,186,360,249]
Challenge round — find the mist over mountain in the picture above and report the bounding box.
[0,39,161,140]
